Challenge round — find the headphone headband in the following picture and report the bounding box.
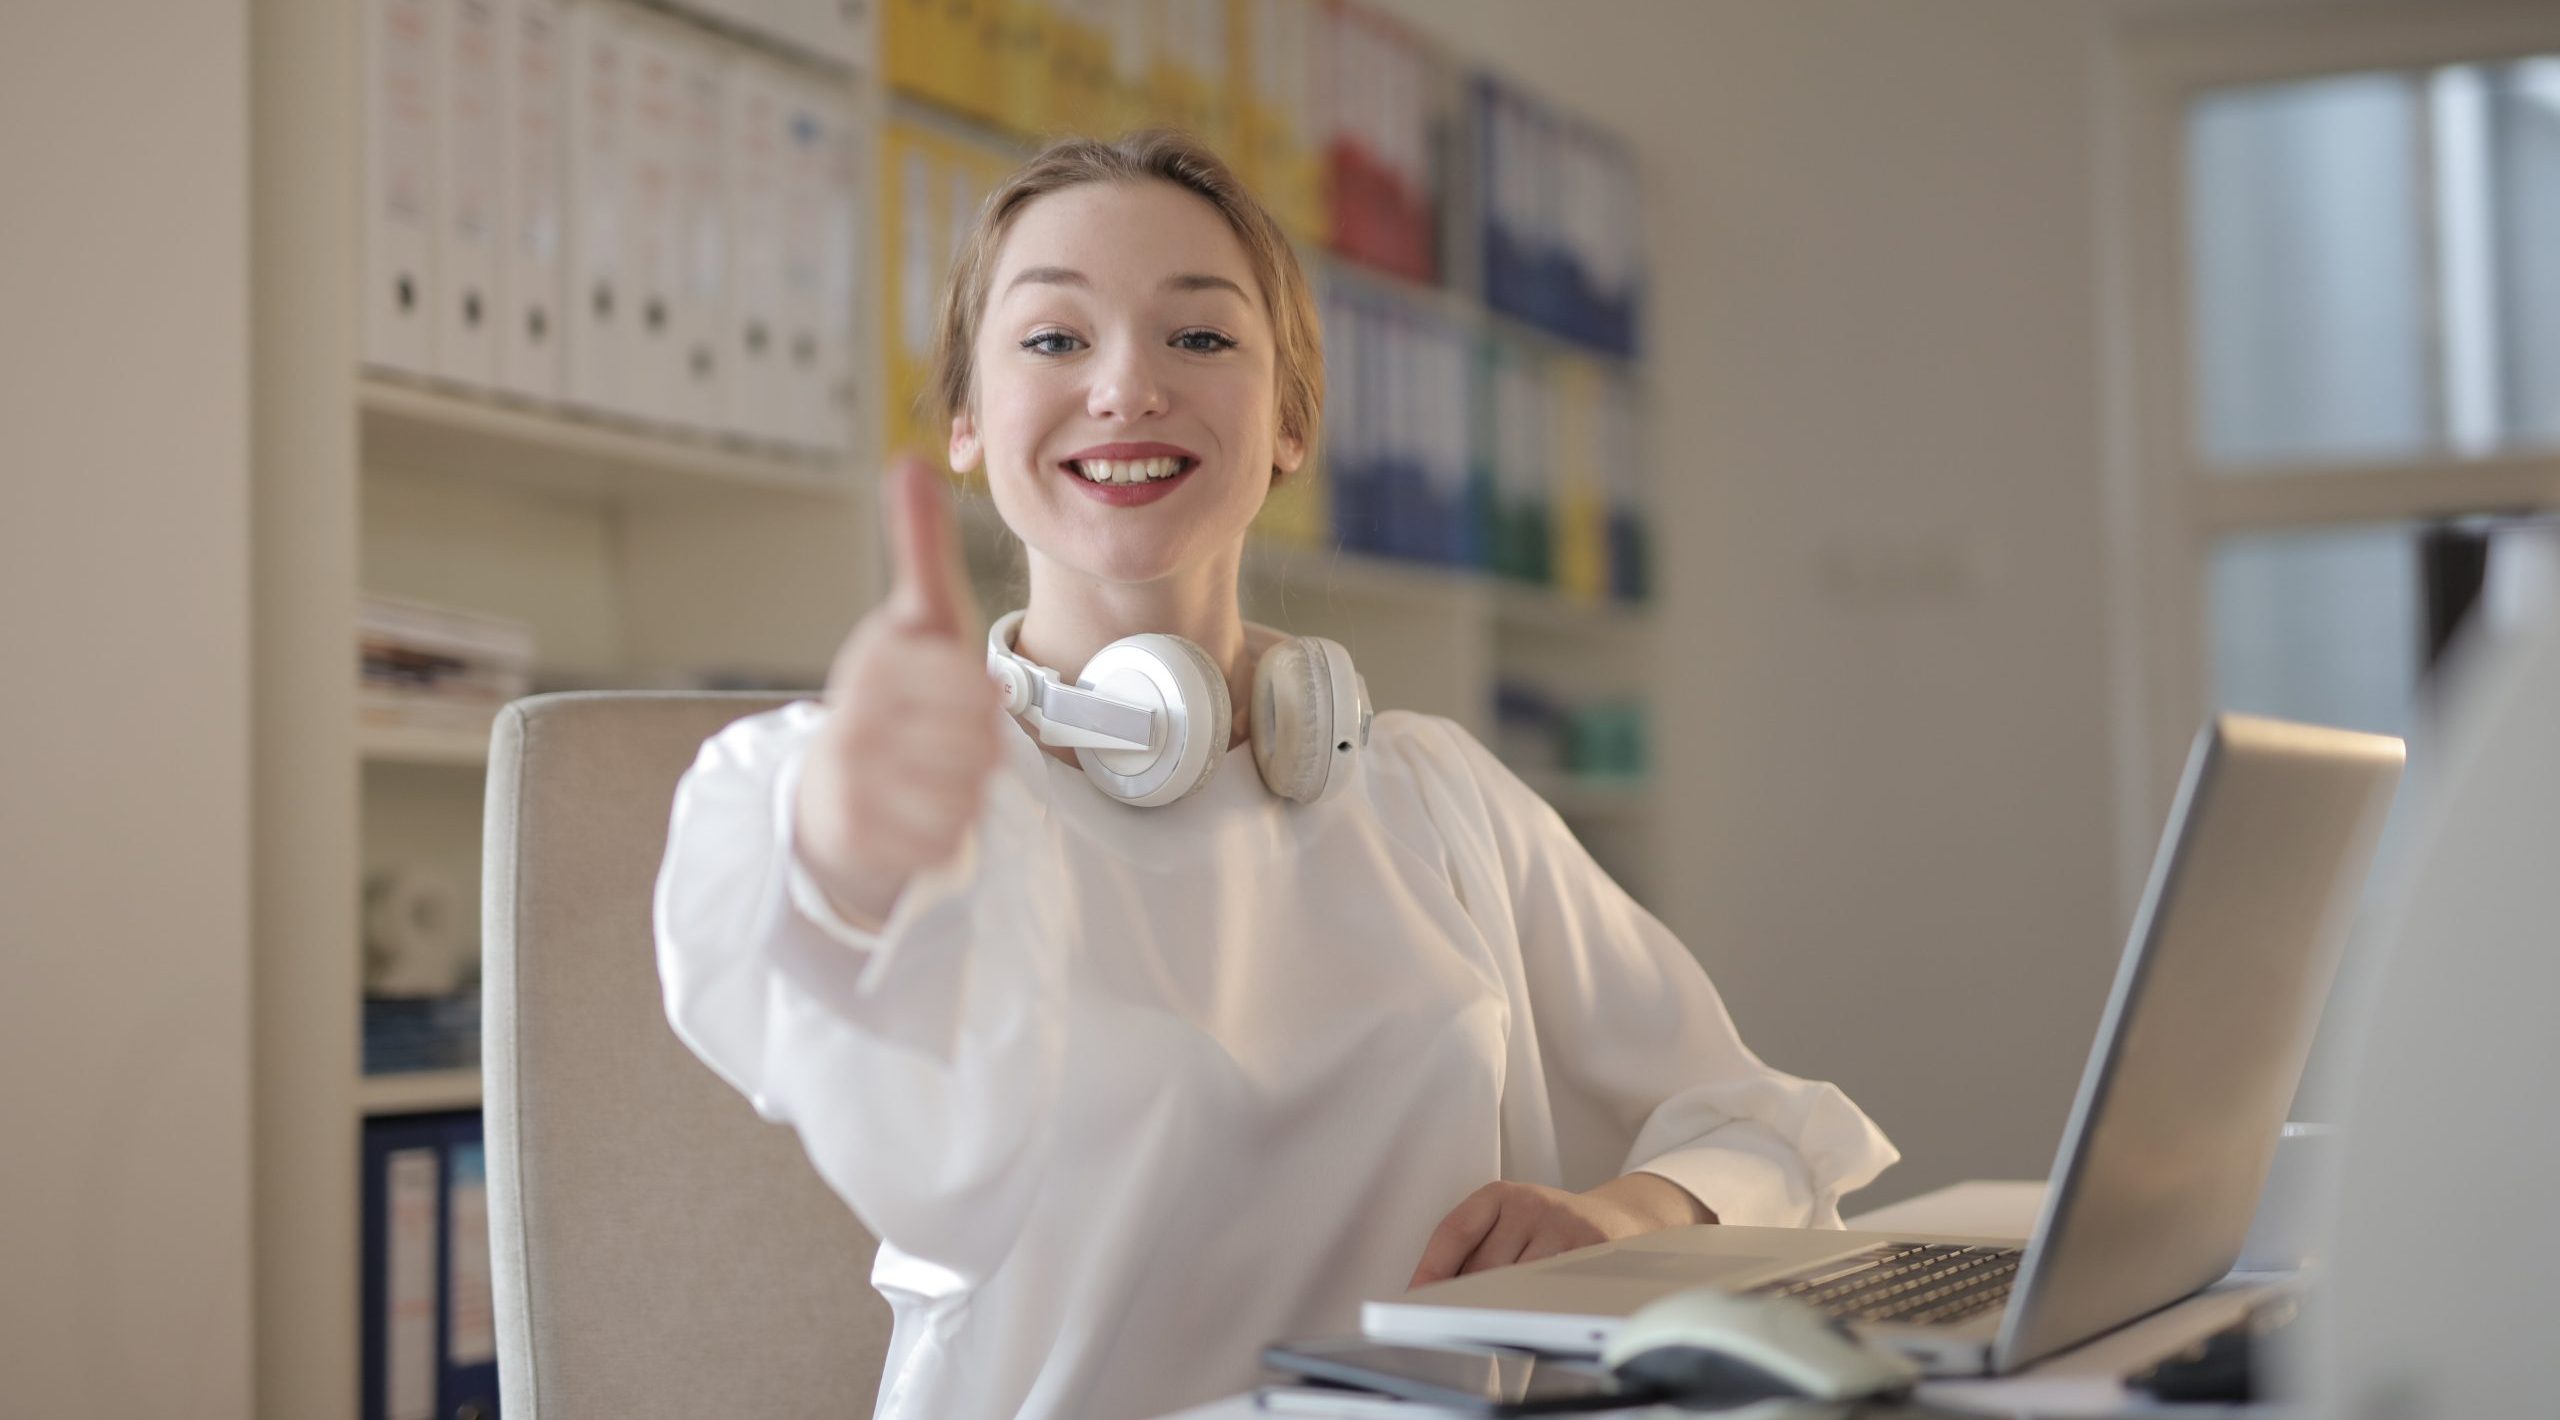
[986,609,1369,807]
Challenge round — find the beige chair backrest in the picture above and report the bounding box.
[482,691,893,1419]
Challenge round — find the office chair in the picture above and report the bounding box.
[483,692,894,1418]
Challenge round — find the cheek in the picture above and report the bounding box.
[1195,367,1279,448]
[974,368,1066,464]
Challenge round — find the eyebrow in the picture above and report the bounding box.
[1001,266,1250,302]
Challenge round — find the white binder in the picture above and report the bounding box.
[365,0,439,378]
[495,0,567,403]
[563,0,629,416]
[721,53,793,446]
[434,0,505,389]
[619,11,690,425]
[806,75,861,456]
[774,72,854,453]
[669,30,730,434]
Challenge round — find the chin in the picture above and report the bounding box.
[1072,540,1192,587]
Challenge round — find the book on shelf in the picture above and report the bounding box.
[360,593,537,737]
[365,992,483,1077]
[362,592,537,667]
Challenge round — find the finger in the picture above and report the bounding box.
[1408,1187,1505,1289]
[880,453,983,643]
[1457,1201,1538,1278]
[1516,1239,1568,1268]
[1515,1229,1590,1268]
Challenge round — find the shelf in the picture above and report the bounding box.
[358,1067,483,1116]
[1491,580,1655,637]
[1243,538,1492,614]
[1312,251,1643,378]
[359,722,494,767]
[1312,248,1470,320]
[1478,303,1644,375]
[359,375,855,502]
[887,90,1035,158]
[1517,770,1656,818]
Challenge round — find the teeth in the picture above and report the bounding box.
[1072,457,1185,484]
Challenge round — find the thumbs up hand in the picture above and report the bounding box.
[792,457,1004,931]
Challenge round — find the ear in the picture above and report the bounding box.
[948,405,983,474]
[1273,423,1307,477]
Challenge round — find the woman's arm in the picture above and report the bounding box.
[654,702,1067,1290]
[1402,716,1898,1280]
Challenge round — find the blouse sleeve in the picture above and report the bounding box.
[651,702,1068,1287]
[1416,716,1898,1228]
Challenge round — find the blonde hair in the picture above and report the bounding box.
[928,130,1323,480]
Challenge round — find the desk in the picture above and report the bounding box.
[1148,1182,2287,1420]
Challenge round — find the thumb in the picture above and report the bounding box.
[880,454,982,642]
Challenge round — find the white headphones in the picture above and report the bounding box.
[986,609,1374,808]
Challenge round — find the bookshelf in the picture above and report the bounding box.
[358,722,500,768]
[357,1067,487,1116]
[359,374,855,500]
[250,1,1657,1414]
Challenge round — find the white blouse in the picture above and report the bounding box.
[654,698,1897,1420]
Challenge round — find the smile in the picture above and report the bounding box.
[1056,440,1202,505]
[1058,458,1196,506]
[1066,456,1194,485]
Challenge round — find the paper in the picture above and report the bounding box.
[385,1148,440,1420]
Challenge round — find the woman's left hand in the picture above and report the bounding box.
[1406,1174,1717,1289]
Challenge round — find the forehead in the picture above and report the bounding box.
[988,179,1265,309]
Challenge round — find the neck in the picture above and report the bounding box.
[1012,544,1254,766]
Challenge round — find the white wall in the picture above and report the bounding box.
[0,4,255,1416]
[1376,0,2126,1205]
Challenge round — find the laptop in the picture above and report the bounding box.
[1364,713,2404,1376]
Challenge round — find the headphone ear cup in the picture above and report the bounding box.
[1077,633,1230,807]
[1152,634,1231,805]
[1252,637,1360,803]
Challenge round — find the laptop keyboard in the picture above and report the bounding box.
[1749,1242,2023,1327]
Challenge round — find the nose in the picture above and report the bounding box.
[1085,338,1168,422]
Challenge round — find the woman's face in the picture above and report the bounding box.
[951,178,1304,587]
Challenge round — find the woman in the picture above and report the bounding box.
[655,131,1895,1420]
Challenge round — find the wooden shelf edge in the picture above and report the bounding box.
[1310,251,1644,376]
[358,1067,483,1116]
[1491,580,1656,636]
[358,374,856,501]
[1243,540,1494,611]
[358,723,494,767]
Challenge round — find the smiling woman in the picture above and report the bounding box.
[932,133,1325,697]
[651,129,1897,1420]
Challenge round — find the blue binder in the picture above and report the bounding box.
[362,1110,501,1420]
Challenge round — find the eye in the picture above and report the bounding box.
[1172,328,1239,354]
[1020,330,1084,356]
